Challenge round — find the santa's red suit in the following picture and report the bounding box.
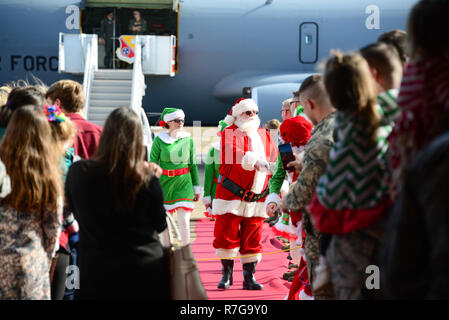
[212,98,278,290]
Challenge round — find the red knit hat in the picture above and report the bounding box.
[280,116,313,147]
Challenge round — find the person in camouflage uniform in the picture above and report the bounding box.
[283,74,336,300]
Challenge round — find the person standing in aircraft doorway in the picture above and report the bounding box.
[99,8,121,69]
[129,10,148,35]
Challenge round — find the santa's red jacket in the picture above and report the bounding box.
[212,124,278,218]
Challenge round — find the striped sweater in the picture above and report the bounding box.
[388,57,449,193]
[309,97,396,234]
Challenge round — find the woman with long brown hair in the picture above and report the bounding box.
[65,106,169,299]
[0,105,63,299]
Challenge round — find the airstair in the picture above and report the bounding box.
[58,33,177,158]
[88,70,133,126]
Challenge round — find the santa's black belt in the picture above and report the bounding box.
[218,175,269,202]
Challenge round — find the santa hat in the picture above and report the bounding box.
[223,98,259,126]
[158,107,185,127]
[279,116,312,147]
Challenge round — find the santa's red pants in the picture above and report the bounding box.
[213,213,265,264]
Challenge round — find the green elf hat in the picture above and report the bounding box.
[159,107,185,127]
[216,119,230,136]
[218,120,229,132]
[294,105,304,117]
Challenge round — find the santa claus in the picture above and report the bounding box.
[212,98,278,290]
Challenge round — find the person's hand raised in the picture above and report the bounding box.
[266,202,278,217]
[147,162,162,178]
[286,153,303,174]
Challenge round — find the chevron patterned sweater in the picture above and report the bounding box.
[309,111,392,234]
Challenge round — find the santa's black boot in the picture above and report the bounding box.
[242,262,264,290]
[217,259,234,289]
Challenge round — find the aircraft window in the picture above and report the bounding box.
[305,34,313,45]
[299,22,318,64]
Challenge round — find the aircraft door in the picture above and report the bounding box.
[299,22,318,64]
[58,33,98,73]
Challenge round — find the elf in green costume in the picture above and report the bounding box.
[150,108,201,245]
[202,120,229,218]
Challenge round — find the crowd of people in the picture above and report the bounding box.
[0,0,448,300]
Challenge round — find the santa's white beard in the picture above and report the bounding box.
[235,115,261,133]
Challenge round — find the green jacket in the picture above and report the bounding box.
[203,143,220,203]
[150,131,200,211]
[128,18,148,35]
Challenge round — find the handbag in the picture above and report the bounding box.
[164,213,208,300]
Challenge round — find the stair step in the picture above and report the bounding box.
[90,99,130,108]
[91,120,105,127]
[90,85,131,94]
[88,113,114,121]
[90,92,131,100]
[87,108,113,116]
[87,116,114,121]
[88,104,117,113]
[88,107,118,113]
[92,79,132,87]
[94,70,133,80]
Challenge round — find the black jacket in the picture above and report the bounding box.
[381,132,449,299]
[100,17,121,41]
[65,160,169,299]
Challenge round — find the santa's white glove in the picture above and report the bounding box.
[202,196,211,209]
[254,159,270,172]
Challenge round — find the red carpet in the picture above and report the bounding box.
[191,218,291,300]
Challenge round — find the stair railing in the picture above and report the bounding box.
[82,34,98,120]
[131,37,153,158]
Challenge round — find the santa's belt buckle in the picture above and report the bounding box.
[243,190,255,202]
[167,169,175,177]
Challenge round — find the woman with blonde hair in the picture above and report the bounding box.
[309,51,392,299]
[0,105,63,299]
